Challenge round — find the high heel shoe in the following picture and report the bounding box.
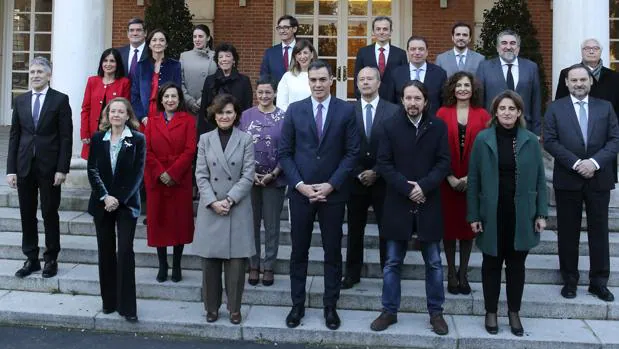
[457,269,471,295]
[508,311,524,337]
[485,312,498,334]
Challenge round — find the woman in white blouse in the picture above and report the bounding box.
[276,39,317,112]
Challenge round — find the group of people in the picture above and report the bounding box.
[6,13,619,339]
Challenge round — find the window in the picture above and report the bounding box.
[611,0,619,70]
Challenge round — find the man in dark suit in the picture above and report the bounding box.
[353,16,408,103]
[342,67,399,289]
[476,29,542,135]
[279,60,360,330]
[392,36,447,118]
[7,57,73,279]
[260,15,298,85]
[435,22,485,77]
[372,80,450,334]
[544,63,619,302]
[116,17,148,78]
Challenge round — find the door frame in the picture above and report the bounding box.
[0,0,13,125]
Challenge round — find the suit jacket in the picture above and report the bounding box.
[278,96,360,203]
[476,57,542,135]
[435,48,485,77]
[543,96,619,191]
[117,44,148,78]
[392,62,447,117]
[130,58,182,120]
[555,65,619,115]
[353,44,408,103]
[7,88,73,177]
[260,43,288,85]
[87,129,146,218]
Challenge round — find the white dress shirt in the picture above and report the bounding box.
[569,94,600,170]
[360,95,379,135]
[311,94,331,133]
[31,85,49,113]
[409,62,428,82]
[500,57,519,88]
[282,40,295,64]
[128,42,146,68]
[375,43,390,65]
[276,71,310,111]
[453,47,468,66]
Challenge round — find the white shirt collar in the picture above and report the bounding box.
[361,95,380,111]
[103,126,134,141]
[131,42,145,51]
[375,42,390,52]
[32,86,49,96]
[311,95,331,112]
[453,47,468,57]
[282,40,295,49]
[499,57,519,66]
[410,61,427,71]
[408,114,422,127]
[570,94,589,105]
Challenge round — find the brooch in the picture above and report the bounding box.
[123,140,133,148]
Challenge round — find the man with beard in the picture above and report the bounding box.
[435,22,485,77]
[371,80,451,334]
[477,30,542,135]
[544,64,619,302]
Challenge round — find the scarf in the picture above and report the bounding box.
[584,59,603,81]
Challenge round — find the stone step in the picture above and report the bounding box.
[1,232,618,286]
[1,207,618,256]
[0,259,616,320]
[0,290,616,348]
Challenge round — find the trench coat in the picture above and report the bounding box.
[193,127,256,259]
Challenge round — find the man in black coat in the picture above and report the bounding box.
[371,80,450,334]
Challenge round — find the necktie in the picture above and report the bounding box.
[506,63,515,90]
[32,93,41,127]
[315,103,323,140]
[283,46,290,71]
[457,54,464,70]
[365,104,373,140]
[414,68,421,81]
[130,48,139,75]
[378,47,386,76]
[578,101,588,145]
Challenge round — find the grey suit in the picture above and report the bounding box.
[477,57,542,135]
[435,48,485,77]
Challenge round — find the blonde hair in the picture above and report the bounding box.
[98,97,141,131]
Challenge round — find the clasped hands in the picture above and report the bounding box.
[447,175,467,192]
[211,199,231,216]
[104,195,119,212]
[575,159,596,179]
[254,173,276,187]
[159,172,176,187]
[297,183,333,203]
[358,170,377,187]
[408,181,425,204]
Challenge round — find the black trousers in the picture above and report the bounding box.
[556,189,610,287]
[345,183,386,280]
[17,165,61,262]
[94,206,138,316]
[289,198,344,308]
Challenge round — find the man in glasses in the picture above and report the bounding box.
[260,15,299,85]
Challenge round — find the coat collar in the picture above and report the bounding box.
[209,127,242,176]
[483,125,531,155]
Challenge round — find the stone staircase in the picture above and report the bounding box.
[0,185,618,348]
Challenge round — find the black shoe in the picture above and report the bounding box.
[324,307,341,330]
[561,285,577,299]
[508,311,524,337]
[101,308,115,314]
[143,218,147,225]
[125,315,138,323]
[484,312,498,334]
[171,267,182,283]
[42,260,58,278]
[588,285,615,302]
[341,276,360,290]
[286,305,305,328]
[457,270,471,295]
[15,259,41,278]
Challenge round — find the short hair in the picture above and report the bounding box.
[29,56,52,73]
[156,82,187,113]
[99,97,141,131]
[256,77,277,92]
[372,16,393,31]
[207,94,242,127]
[406,35,428,50]
[488,90,526,128]
[565,63,592,78]
[308,60,333,76]
[193,24,213,50]
[401,80,430,114]
[146,29,170,59]
[451,22,471,36]
[214,42,240,67]
[581,38,603,51]
[277,15,299,28]
[97,48,126,79]
[496,29,521,47]
[357,66,381,82]
[442,71,482,107]
[289,39,317,75]
[127,17,145,31]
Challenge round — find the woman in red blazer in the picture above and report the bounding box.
[144,82,196,283]
[80,48,131,159]
[436,71,490,295]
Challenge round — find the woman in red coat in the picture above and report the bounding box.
[144,82,197,283]
[436,71,490,295]
[80,48,131,159]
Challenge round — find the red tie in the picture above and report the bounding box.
[283,46,290,71]
[378,47,386,76]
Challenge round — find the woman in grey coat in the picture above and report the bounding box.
[179,24,217,115]
[194,93,255,325]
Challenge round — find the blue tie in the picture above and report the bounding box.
[578,101,588,145]
[365,104,373,140]
[32,93,42,127]
[414,68,421,81]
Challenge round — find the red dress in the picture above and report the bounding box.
[436,106,490,241]
[144,111,197,247]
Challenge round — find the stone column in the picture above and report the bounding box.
[51,0,106,187]
[552,0,609,99]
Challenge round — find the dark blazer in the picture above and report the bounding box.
[130,58,182,121]
[555,66,619,113]
[353,44,408,103]
[476,57,542,135]
[87,129,146,218]
[543,96,619,191]
[260,43,288,85]
[117,44,148,77]
[376,111,451,242]
[7,88,73,177]
[278,96,360,203]
[392,62,447,117]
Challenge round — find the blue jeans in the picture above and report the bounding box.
[382,240,445,316]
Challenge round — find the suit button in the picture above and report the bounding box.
[213,162,216,166]
[317,156,321,160]
[366,152,370,156]
[214,178,218,181]
[99,101,103,104]
[231,162,235,166]
[228,177,232,180]
[214,192,217,195]
[409,210,413,213]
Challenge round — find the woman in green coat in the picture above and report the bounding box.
[467,90,548,337]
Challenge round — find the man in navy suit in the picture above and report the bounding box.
[353,16,408,103]
[544,64,619,302]
[392,36,447,118]
[279,60,360,330]
[260,15,298,85]
[116,17,148,78]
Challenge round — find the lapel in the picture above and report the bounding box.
[372,100,387,138]
[563,98,586,144]
[516,59,527,91]
[492,59,507,88]
[210,131,233,177]
[274,44,284,70]
[36,88,53,129]
[354,101,366,140]
[587,98,599,143]
[319,97,337,148]
[514,126,529,155]
[463,51,476,71]
[102,138,115,182]
[223,127,242,160]
[154,114,172,145]
[305,98,319,144]
[446,108,462,161]
[21,91,35,130]
[483,126,499,158]
[447,50,459,73]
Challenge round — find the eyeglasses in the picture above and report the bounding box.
[276,25,293,31]
[582,46,601,52]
